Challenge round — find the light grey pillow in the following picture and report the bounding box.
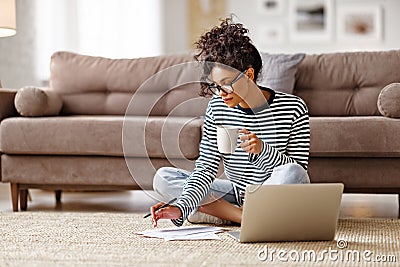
[377,83,400,118]
[257,53,306,94]
[15,86,63,117]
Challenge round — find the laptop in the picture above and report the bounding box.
[227,183,344,243]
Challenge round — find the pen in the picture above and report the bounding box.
[143,197,177,218]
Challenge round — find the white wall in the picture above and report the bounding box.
[0,0,37,88]
[1,0,400,88]
[164,0,400,54]
[35,0,162,81]
[161,0,188,55]
[227,0,400,53]
[0,0,164,88]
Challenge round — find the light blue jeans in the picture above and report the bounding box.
[153,163,310,207]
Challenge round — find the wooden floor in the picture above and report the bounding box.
[0,183,398,218]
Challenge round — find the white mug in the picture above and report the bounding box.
[217,126,240,154]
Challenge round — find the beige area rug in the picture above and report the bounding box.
[0,212,399,267]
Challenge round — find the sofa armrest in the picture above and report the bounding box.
[0,88,18,121]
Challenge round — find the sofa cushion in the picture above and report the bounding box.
[295,50,400,116]
[308,157,400,188]
[310,117,400,157]
[377,83,400,118]
[60,84,210,117]
[0,116,203,159]
[50,51,209,116]
[14,86,63,117]
[257,53,305,94]
[1,155,195,188]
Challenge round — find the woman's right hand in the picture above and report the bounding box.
[150,202,182,227]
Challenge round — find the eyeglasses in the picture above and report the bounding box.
[205,70,247,95]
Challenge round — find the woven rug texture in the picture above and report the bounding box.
[0,212,399,266]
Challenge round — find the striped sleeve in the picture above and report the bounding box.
[249,100,310,170]
[286,108,310,169]
[171,104,221,226]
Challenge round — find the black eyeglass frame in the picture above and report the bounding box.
[205,69,247,95]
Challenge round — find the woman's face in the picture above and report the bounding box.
[210,66,250,108]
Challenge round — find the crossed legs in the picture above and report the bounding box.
[153,163,310,224]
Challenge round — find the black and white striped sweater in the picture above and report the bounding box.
[172,87,310,226]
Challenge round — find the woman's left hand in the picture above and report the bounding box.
[239,128,263,155]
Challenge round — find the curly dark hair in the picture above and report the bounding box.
[194,17,262,97]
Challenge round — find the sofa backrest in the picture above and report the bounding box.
[295,50,400,116]
[51,50,400,117]
[50,51,210,116]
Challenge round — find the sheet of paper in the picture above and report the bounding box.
[164,232,221,241]
[135,226,227,241]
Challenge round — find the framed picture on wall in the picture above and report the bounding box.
[256,0,286,15]
[288,0,333,42]
[337,4,383,42]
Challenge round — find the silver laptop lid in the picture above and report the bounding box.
[239,183,344,243]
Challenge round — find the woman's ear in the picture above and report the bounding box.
[245,68,255,81]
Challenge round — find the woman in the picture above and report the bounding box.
[150,18,310,227]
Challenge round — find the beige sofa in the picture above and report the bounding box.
[1,50,399,215]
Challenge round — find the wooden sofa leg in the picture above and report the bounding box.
[398,194,400,219]
[20,189,28,211]
[55,190,62,203]
[28,190,32,202]
[10,183,19,212]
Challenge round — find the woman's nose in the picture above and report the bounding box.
[219,90,227,97]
